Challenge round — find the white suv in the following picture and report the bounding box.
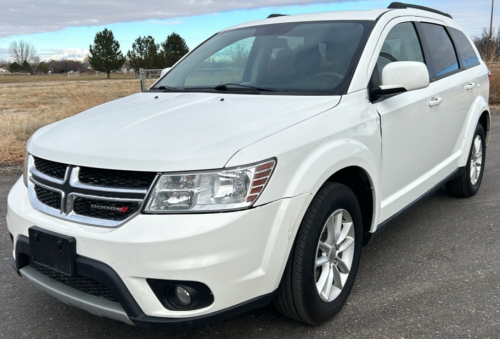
[7,3,490,328]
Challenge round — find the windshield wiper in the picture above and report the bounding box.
[214,83,277,92]
[157,85,179,91]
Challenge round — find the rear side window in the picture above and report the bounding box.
[420,23,459,78]
[449,28,480,68]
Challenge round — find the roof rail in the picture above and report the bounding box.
[267,14,287,19]
[387,2,453,19]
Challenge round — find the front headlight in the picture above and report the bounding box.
[144,159,276,213]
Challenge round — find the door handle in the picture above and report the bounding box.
[428,96,442,107]
[465,82,476,91]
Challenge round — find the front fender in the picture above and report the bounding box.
[226,91,382,233]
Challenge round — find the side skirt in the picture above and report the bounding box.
[364,167,464,245]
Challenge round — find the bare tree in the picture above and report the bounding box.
[31,55,40,66]
[474,27,500,62]
[9,40,37,64]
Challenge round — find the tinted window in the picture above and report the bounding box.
[449,28,480,67]
[373,22,424,86]
[420,23,459,77]
[153,21,373,94]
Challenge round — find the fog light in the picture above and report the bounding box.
[174,286,191,307]
[147,279,214,311]
[167,285,193,309]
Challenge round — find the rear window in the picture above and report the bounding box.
[449,28,480,68]
[420,23,459,78]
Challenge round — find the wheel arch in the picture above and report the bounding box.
[478,110,491,146]
[458,96,491,167]
[325,166,375,246]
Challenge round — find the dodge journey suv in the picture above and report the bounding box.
[7,2,490,328]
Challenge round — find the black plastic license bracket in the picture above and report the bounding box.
[28,226,77,276]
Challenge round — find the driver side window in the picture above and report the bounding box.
[372,22,424,87]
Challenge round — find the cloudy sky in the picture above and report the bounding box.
[0,0,497,62]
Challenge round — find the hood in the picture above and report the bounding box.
[29,92,341,171]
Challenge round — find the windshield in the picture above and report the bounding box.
[152,20,374,95]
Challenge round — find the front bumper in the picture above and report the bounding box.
[7,177,311,327]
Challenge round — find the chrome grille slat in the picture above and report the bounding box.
[27,155,158,228]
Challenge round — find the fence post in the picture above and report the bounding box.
[139,68,144,91]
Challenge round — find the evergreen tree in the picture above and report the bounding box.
[89,28,125,79]
[127,36,161,70]
[37,62,49,74]
[22,60,31,73]
[160,32,189,67]
[9,62,21,72]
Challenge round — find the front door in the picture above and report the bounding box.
[373,21,441,222]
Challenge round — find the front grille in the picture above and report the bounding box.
[73,198,141,221]
[34,157,67,179]
[29,260,118,302]
[29,155,157,227]
[34,185,61,210]
[78,167,157,190]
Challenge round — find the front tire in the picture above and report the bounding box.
[274,183,363,325]
[446,123,486,198]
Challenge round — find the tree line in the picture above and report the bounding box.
[1,28,189,79]
[88,28,189,78]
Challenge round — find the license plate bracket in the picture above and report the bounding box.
[29,226,77,276]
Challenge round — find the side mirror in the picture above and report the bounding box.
[375,61,430,96]
[161,67,171,77]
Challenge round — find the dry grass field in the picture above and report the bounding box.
[0,79,140,166]
[0,73,136,84]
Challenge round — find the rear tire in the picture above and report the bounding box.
[273,183,363,325]
[446,123,486,198]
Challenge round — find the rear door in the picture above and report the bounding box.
[416,23,479,163]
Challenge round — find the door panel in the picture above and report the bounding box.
[377,86,441,212]
[374,22,441,221]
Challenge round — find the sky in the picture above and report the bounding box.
[0,0,498,62]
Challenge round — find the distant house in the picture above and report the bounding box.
[0,67,10,74]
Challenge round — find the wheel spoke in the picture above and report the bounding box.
[474,137,481,155]
[475,151,483,161]
[316,256,329,267]
[471,166,477,183]
[322,265,334,299]
[316,265,329,293]
[319,241,332,253]
[336,258,350,274]
[332,264,343,290]
[337,221,352,245]
[338,237,354,253]
[325,214,336,246]
[333,211,343,243]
